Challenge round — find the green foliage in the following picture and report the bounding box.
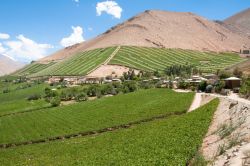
[49,97,61,107]
[198,81,207,92]
[0,99,219,165]
[75,92,88,102]
[178,80,190,89]
[110,46,244,73]
[0,89,194,145]
[214,80,225,93]
[165,64,196,77]
[27,94,41,101]
[240,77,250,99]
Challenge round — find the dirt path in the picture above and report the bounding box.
[188,93,202,112]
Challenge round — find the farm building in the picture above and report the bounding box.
[187,76,207,85]
[240,49,250,54]
[224,77,241,89]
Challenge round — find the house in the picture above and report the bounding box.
[224,77,241,89]
[204,74,218,84]
[187,75,207,85]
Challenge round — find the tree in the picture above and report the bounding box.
[198,81,207,92]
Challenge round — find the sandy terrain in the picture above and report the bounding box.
[87,64,139,78]
[40,10,250,62]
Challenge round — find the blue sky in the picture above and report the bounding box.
[0,0,249,63]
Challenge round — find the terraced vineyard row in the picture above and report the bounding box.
[0,99,219,165]
[109,46,244,73]
[30,47,116,77]
[0,89,193,145]
[14,62,56,76]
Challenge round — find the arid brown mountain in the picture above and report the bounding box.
[40,10,250,62]
[224,8,250,39]
[0,55,24,76]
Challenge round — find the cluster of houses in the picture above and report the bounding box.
[46,74,242,92]
[46,76,122,85]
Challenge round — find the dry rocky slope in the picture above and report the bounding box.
[200,95,250,165]
[223,8,250,39]
[40,10,250,62]
[0,55,24,76]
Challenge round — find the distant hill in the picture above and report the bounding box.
[40,10,250,62]
[0,55,24,76]
[224,8,250,39]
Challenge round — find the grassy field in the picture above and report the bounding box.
[0,99,219,165]
[109,46,244,73]
[0,89,194,145]
[29,47,116,77]
[0,83,51,116]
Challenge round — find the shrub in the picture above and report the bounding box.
[205,85,213,93]
[50,97,61,107]
[76,93,88,102]
[214,80,225,93]
[198,81,207,92]
[178,81,190,89]
[27,94,41,101]
[2,88,10,93]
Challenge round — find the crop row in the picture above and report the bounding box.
[15,62,56,76]
[0,89,194,145]
[30,47,116,77]
[109,46,244,72]
[0,98,219,165]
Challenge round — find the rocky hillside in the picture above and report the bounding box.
[0,55,24,76]
[224,8,250,39]
[40,10,250,62]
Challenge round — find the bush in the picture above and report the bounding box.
[178,81,190,89]
[50,97,61,107]
[27,94,41,101]
[240,77,250,98]
[2,88,10,93]
[214,80,225,93]
[198,81,207,92]
[76,93,88,102]
[205,85,213,93]
[122,81,138,93]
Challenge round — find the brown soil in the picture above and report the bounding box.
[39,10,250,62]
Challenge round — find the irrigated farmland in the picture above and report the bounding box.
[11,46,244,78]
[0,89,194,145]
[0,99,219,165]
[109,46,244,73]
[29,47,117,77]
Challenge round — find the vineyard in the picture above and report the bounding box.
[12,46,244,77]
[14,62,56,76]
[0,98,219,165]
[0,89,194,145]
[29,47,117,77]
[109,46,244,73]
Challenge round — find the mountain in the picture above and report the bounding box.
[224,8,250,39]
[0,55,24,76]
[40,10,250,62]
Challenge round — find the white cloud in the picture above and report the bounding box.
[0,33,10,40]
[3,35,53,63]
[74,0,79,2]
[0,43,6,53]
[60,26,85,47]
[96,1,122,19]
